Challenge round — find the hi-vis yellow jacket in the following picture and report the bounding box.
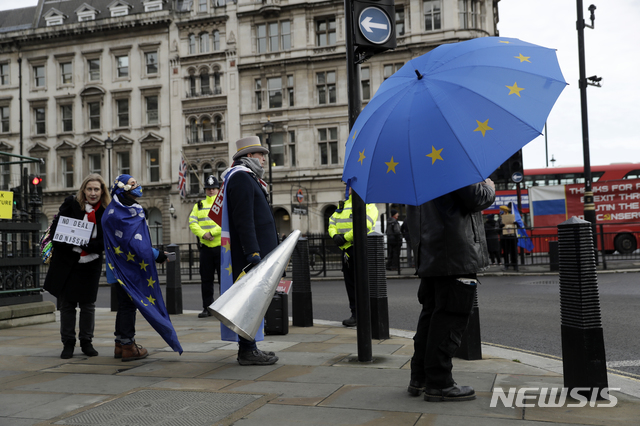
[327,195,379,251]
[189,194,221,248]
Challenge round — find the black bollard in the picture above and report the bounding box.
[455,291,482,360]
[558,217,608,396]
[292,237,313,327]
[367,232,389,340]
[165,244,182,315]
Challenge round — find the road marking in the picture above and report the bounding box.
[607,360,640,367]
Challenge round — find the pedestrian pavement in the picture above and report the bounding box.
[1,307,639,426]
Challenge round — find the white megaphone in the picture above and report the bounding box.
[208,230,300,340]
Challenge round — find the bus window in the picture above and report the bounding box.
[548,178,559,186]
[623,170,640,179]
[592,172,603,182]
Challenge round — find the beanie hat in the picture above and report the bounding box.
[111,174,133,197]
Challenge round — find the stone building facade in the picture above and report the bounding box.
[0,0,499,243]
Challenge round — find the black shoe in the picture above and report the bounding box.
[61,344,74,359]
[342,316,357,327]
[424,384,475,402]
[237,350,279,366]
[80,340,99,357]
[198,309,211,318]
[407,380,425,396]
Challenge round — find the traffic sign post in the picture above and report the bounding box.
[353,0,396,58]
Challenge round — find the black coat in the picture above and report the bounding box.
[43,195,105,303]
[225,168,279,282]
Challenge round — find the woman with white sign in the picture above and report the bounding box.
[43,174,111,359]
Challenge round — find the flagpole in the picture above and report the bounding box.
[180,150,205,187]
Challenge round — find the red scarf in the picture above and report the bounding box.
[81,201,101,257]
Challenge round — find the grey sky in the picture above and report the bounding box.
[3,0,638,170]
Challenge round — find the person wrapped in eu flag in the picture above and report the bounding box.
[103,174,183,360]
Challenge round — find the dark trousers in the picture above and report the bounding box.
[199,246,221,308]
[501,236,518,269]
[410,275,476,389]
[386,243,401,269]
[59,297,95,345]
[114,283,137,345]
[341,246,356,316]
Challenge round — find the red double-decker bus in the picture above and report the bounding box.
[485,163,640,254]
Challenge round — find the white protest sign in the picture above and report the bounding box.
[53,216,95,246]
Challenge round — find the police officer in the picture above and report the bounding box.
[328,186,379,327]
[189,175,222,318]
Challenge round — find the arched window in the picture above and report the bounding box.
[216,162,226,180]
[189,118,198,143]
[199,32,209,53]
[212,30,220,50]
[200,72,210,94]
[202,162,212,181]
[189,74,196,96]
[188,34,196,54]
[213,71,221,94]
[214,116,223,141]
[148,208,163,245]
[202,117,212,142]
[189,164,199,195]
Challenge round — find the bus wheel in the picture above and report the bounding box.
[614,233,637,255]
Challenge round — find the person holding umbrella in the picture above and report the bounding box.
[405,179,495,402]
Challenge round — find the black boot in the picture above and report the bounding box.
[80,340,99,357]
[61,344,75,359]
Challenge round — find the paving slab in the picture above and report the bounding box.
[15,373,165,395]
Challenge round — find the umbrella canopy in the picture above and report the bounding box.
[342,37,567,205]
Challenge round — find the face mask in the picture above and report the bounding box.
[130,186,143,197]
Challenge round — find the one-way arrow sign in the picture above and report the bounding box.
[361,16,388,33]
[358,7,392,45]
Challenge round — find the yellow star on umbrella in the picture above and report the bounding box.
[139,259,148,271]
[474,120,493,137]
[514,53,531,63]
[385,156,399,173]
[426,146,444,164]
[499,40,510,44]
[146,294,156,305]
[225,264,232,275]
[114,246,123,256]
[147,276,156,288]
[223,240,230,252]
[506,82,525,97]
[126,251,135,262]
[358,150,366,165]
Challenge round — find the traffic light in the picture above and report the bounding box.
[493,150,524,184]
[353,0,397,56]
[10,186,21,212]
[28,175,42,194]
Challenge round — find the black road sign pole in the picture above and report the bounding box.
[345,0,373,363]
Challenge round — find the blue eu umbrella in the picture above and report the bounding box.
[342,37,567,205]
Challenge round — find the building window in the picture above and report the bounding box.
[0,63,8,85]
[361,67,370,101]
[189,164,199,194]
[89,153,101,175]
[396,7,405,36]
[60,62,73,84]
[116,55,129,78]
[289,131,296,167]
[383,63,404,80]
[212,30,220,50]
[200,73,210,94]
[61,156,74,188]
[267,77,282,109]
[146,95,158,124]
[1,106,9,133]
[35,107,46,134]
[318,127,338,165]
[189,74,196,96]
[34,65,45,87]
[117,99,129,127]
[257,24,267,53]
[1,156,10,191]
[147,149,160,182]
[281,21,291,50]
[316,18,336,46]
[317,71,336,105]
[213,71,221,94]
[287,75,294,107]
[202,117,212,141]
[424,0,442,31]
[257,20,293,53]
[200,33,209,53]
[145,52,158,75]
[459,0,483,29]
[61,105,73,132]
[117,151,130,175]
[88,58,100,81]
[270,132,285,166]
[88,102,100,130]
[214,116,223,141]
[188,34,196,54]
[255,79,262,110]
[198,0,207,12]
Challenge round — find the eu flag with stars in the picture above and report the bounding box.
[102,197,183,354]
[512,202,534,253]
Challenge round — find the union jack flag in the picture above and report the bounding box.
[178,155,188,198]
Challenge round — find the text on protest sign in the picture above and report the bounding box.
[53,216,95,246]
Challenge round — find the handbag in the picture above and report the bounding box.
[39,215,57,264]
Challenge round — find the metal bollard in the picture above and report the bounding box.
[165,244,183,315]
[455,292,482,360]
[292,237,313,327]
[558,217,608,396]
[367,232,389,339]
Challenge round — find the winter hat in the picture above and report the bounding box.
[111,174,133,197]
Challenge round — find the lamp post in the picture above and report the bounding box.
[105,135,113,186]
[262,118,274,207]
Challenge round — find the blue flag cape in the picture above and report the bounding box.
[102,196,183,354]
[219,166,265,342]
[512,202,534,252]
